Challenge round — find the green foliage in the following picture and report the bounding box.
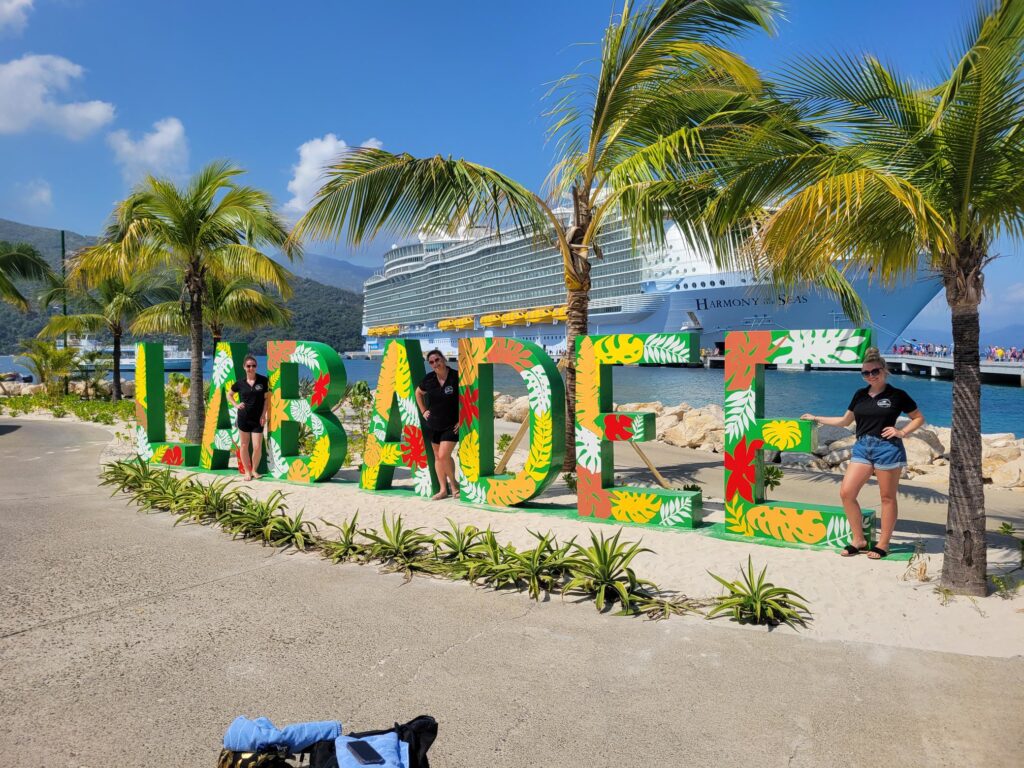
[432,518,485,573]
[489,530,574,601]
[263,510,319,550]
[100,457,162,495]
[360,512,436,574]
[129,468,189,513]
[998,523,1024,570]
[50,405,67,418]
[562,529,657,613]
[17,338,77,392]
[562,471,577,493]
[228,490,290,539]
[465,528,518,587]
[4,393,134,423]
[632,594,709,620]
[707,556,810,628]
[320,514,366,563]
[989,574,1020,600]
[762,464,784,494]
[173,476,245,526]
[495,433,513,462]
[343,380,374,464]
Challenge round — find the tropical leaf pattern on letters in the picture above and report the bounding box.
[642,334,690,364]
[762,419,802,451]
[724,388,757,442]
[212,347,233,388]
[575,427,602,473]
[522,365,552,414]
[290,343,320,371]
[772,329,870,365]
[658,496,694,527]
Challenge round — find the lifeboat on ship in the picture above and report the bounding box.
[480,313,503,328]
[552,306,568,322]
[500,309,527,326]
[453,315,475,330]
[525,306,554,324]
[438,318,457,331]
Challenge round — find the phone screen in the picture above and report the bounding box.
[346,739,386,765]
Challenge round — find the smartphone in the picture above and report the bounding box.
[346,739,386,765]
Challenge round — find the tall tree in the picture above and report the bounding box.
[97,162,299,441]
[292,0,777,467]
[692,0,1024,594]
[132,270,293,350]
[37,261,177,400]
[0,241,53,311]
[17,339,78,393]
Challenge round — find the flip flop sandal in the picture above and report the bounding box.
[840,544,867,557]
[867,546,889,559]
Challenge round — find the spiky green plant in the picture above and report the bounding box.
[489,531,574,601]
[320,514,366,563]
[563,529,657,612]
[465,528,518,587]
[130,469,190,513]
[360,513,436,575]
[631,594,709,620]
[228,490,290,539]
[172,477,245,526]
[706,556,810,628]
[100,458,160,494]
[433,518,485,568]
[263,510,318,550]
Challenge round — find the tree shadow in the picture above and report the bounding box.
[0,424,21,437]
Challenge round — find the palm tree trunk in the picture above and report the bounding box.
[111,331,123,402]
[186,277,205,443]
[562,186,592,471]
[940,246,987,596]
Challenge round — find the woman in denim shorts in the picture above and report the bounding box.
[802,348,925,559]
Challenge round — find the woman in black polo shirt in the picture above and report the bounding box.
[802,348,925,559]
[415,349,459,500]
[231,355,270,481]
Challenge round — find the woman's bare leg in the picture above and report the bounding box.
[250,432,264,479]
[839,461,875,549]
[438,440,458,496]
[430,442,448,499]
[872,467,902,555]
[238,431,253,479]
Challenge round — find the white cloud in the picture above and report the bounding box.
[0,54,115,139]
[0,0,33,35]
[1003,282,1024,304]
[107,117,189,184]
[18,178,51,209]
[283,133,383,218]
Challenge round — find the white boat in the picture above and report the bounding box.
[57,334,196,371]
[361,212,941,357]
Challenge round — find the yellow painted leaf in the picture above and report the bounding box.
[595,334,644,364]
[762,419,802,451]
[361,463,381,489]
[379,443,402,465]
[608,490,662,524]
[575,337,600,432]
[394,345,412,399]
[486,473,536,507]
[136,346,147,410]
[725,493,753,536]
[747,504,826,544]
[523,410,553,481]
[287,459,311,483]
[308,435,331,478]
[150,444,168,463]
[362,434,382,468]
[459,431,480,482]
[375,343,400,417]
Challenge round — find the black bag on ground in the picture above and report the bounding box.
[307,715,438,768]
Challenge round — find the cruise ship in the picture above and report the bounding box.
[361,213,941,357]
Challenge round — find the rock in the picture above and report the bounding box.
[654,414,680,437]
[780,452,828,470]
[24,383,46,395]
[982,441,1021,479]
[903,425,946,457]
[929,426,951,454]
[120,380,135,397]
[991,456,1024,488]
[824,447,852,466]
[982,432,1017,445]
[667,407,724,448]
[662,403,692,419]
[827,435,857,452]
[503,395,531,424]
[904,432,942,468]
[815,424,854,448]
[617,401,664,415]
[493,394,514,418]
[660,423,692,449]
[912,464,950,484]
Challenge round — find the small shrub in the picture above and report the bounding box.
[50,405,67,418]
[989,574,1020,600]
[229,491,289,539]
[563,529,657,613]
[466,528,517,586]
[263,510,318,550]
[707,556,810,628]
[998,523,1024,569]
[491,530,574,600]
[763,464,784,494]
[495,433,513,462]
[632,594,708,620]
[173,477,245,526]
[361,513,436,575]
[320,514,366,563]
[562,471,577,493]
[679,483,701,493]
[433,518,485,573]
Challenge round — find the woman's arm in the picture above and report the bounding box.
[415,386,430,420]
[260,390,270,426]
[801,410,855,428]
[882,409,924,440]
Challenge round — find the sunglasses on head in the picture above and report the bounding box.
[861,367,884,377]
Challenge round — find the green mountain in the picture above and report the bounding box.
[0,218,364,355]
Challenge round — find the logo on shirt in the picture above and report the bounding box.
[254,384,263,391]
[877,398,891,408]
[444,386,453,395]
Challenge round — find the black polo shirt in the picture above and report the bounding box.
[848,384,918,439]
[231,374,269,425]
[419,368,459,429]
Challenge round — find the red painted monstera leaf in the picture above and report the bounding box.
[400,425,428,469]
[724,436,765,503]
[603,414,634,441]
[458,387,479,428]
[311,373,330,407]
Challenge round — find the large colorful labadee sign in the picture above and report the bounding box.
[134,327,873,550]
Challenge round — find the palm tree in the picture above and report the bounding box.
[292,0,778,467]
[1,241,53,311]
[37,266,177,401]
[17,338,78,393]
[97,161,299,441]
[132,269,292,350]
[692,0,1024,595]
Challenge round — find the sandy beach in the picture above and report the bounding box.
[86,412,1024,660]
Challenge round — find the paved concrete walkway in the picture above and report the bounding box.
[1,419,1021,767]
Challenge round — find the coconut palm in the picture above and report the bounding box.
[690,0,1024,594]
[37,268,178,401]
[17,338,78,393]
[132,269,293,350]
[292,0,778,467]
[1,241,53,311]
[95,162,299,441]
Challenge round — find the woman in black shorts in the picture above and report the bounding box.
[802,348,925,559]
[416,349,459,500]
[230,355,269,481]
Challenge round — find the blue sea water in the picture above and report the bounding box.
[3,354,1022,437]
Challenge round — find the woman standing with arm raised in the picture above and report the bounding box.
[802,348,925,559]
[416,349,459,500]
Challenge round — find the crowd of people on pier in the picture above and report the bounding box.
[984,345,1023,362]
[891,343,951,357]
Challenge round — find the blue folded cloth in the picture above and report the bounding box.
[335,733,409,768]
[223,716,341,752]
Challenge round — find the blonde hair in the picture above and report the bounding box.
[862,347,886,367]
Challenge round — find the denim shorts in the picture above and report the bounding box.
[851,435,907,470]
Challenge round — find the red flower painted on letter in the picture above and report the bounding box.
[163,445,183,466]
[400,425,427,469]
[458,387,479,428]
[724,436,765,503]
[603,414,634,441]
[311,373,330,407]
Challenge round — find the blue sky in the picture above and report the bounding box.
[1,0,1020,336]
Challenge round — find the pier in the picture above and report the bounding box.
[704,354,1024,386]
